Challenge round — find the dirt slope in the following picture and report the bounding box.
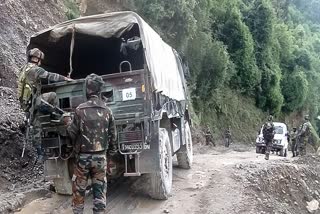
[0,0,66,88]
[0,1,68,212]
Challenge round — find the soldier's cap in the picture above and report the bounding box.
[28,48,45,60]
[85,73,104,95]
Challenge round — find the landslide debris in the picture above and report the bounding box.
[0,0,66,88]
[0,87,42,192]
[235,155,320,214]
[0,0,68,193]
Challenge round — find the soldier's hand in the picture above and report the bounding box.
[61,113,72,126]
[108,144,118,156]
[64,77,73,81]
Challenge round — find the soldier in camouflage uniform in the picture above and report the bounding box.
[224,126,232,147]
[17,48,70,159]
[290,127,298,157]
[297,115,312,156]
[262,115,275,160]
[65,74,117,214]
[204,126,215,146]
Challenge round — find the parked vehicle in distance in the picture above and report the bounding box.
[256,122,289,157]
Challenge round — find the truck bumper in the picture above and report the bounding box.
[272,145,284,150]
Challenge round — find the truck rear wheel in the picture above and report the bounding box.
[177,122,193,169]
[149,128,172,200]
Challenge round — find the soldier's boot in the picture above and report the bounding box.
[265,153,269,160]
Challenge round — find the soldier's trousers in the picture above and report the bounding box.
[291,139,297,157]
[72,153,107,214]
[265,139,272,154]
[298,137,307,156]
[225,137,230,147]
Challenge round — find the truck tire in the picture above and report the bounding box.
[177,122,193,169]
[45,159,74,195]
[149,128,172,200]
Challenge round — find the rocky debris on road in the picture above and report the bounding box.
[233,156,320,214]
[0,182,51,214]
[0,192,25,214]
[307,200,319,213]
[0,87,43,194]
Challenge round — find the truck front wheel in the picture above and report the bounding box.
[177,122,193,169]
[149,128,173,200]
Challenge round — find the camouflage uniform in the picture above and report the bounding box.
[298,117,312,156]
[205,127,214,146]
[224,128,232,147]
[18,49,67,157]
[290,128,298,157]
[262,116,275,160]
[67,74,117,214]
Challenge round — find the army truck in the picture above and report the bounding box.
[27,11,193,200]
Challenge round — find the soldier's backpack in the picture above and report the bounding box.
[17,64,35,111]
[301,122,311,137]
[263,122,274,140]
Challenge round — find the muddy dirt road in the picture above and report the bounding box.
[16,145,295,214]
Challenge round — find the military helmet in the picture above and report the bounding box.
[85,73,104,97]
[304,115,310,121]
[28,48,45,60]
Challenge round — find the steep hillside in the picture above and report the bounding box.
[0,0,66,88]
[0,1,69,209]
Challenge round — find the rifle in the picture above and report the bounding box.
[39,99,65,116]
[21,98,65,158]
[21,116,29,158]
[21,102,34,158]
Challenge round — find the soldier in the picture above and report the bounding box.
[262,115,275,160]
[290,127,298,157]
[65,74,117,214]
[297,115,312,156]
[224,126,232,147]
[204,126,215,146]
[17,48,70,159]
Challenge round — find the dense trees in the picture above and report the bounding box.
[131,0,320,120]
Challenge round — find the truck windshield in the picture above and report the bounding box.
[274,126,284,134]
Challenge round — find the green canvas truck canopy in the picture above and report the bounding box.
[28,11,186,101]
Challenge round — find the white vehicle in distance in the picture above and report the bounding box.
[256,122,289,157]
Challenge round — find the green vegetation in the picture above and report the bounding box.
[64,0,80,20]
[127,0,320,141]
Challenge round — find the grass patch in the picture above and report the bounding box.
[194,88,266,144]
